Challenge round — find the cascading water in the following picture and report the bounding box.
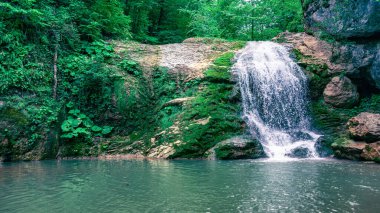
[233,41,320,160]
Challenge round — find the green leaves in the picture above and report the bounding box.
[101,126,113,135]
[91,125,102,132]
[60,109,113,141]
[120,59,142,76]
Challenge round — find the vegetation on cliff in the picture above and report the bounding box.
[1,0,379,161]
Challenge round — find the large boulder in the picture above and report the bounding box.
[277,32,380,90]
[347,112,380,142]
[323,76,359,108]
[207,136,265,160]
[303,0,380,38]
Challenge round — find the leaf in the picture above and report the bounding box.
[91,125,102,132]
[83,119,93,128]
[78,114,87,119]
[61,120,72,132]
[69,109,81,116]
[61,133,74,139]
[71,119,82,127]
[101,126,113,135]
[73,127,89,135]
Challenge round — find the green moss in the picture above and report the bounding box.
[312,94,380,149]
[0,107,29,126]
[213,52,235,67]
[331,137,351,147]
[204,67,231,83]
[374,157,380,164]
[292,48,332,100]
[171,51,244,158]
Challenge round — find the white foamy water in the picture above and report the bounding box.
[233,42,320,160]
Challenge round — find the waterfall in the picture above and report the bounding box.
[233,41,320,160]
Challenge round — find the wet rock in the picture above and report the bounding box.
[347,112,380,142]
[207,136,265,160]
[147,140,182,159]
[323,76,359,108]
[286,147,312,158]
[289,131,314,141]
[303,0,380,38]
[314,136,334,157]
[332,141,380,161]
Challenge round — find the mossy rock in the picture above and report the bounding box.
[211,136,265,160]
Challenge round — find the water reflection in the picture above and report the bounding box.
[1,160,380,213]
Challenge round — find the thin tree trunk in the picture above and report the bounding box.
[251,0,254,40]
[53,44,58,100]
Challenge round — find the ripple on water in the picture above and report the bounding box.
[0,159,380,213]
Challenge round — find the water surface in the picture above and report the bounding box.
[1,159,379,213]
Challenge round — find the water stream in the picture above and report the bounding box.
[233,41,320,160]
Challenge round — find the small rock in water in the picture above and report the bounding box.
[286,147,312,158]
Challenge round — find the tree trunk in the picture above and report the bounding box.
[53,44,58,100]
[251,0,254,40]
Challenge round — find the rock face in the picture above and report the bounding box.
[277,32,380,90]
[332,141,380,161]
[369,51,380,89]
[113,39,240,82]
[303,0,380,38]
[347,113,380,142]
[207,136,265,160]
[323,76,359,108]
[301,0,380,90]
[334,113,380,161]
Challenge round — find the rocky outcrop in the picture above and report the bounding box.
[113,39,241,82]
[303,0,380,38]
[331,113,380,161]
[347,113,380,142]
[277,32,380,90]
[206,136,265,160]
[301,0,380,90]
[323,76,359,108]
[332,141,380,161]
[335,42,380,90]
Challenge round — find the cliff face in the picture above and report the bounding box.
[302,0,380,90]
[1,39,264,161]
[295,0,380,161]
[303,0,380,39]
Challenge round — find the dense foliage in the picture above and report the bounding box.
[124,0,304,42]
[0,0,304,159]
